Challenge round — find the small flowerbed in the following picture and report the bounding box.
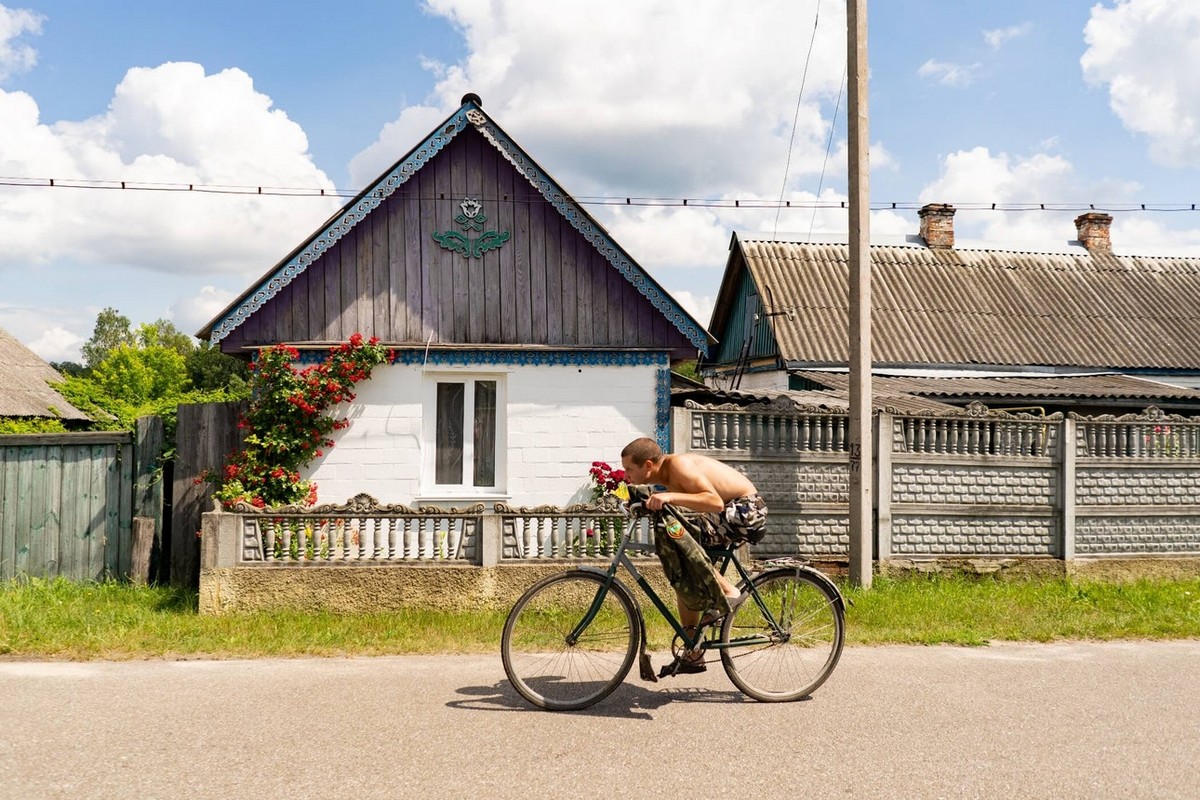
[202,333,394,509]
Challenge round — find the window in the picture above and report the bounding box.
[427,375,502,493]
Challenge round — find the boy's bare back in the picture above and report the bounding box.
[659,452,757,502]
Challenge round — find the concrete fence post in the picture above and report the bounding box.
[200,510,240,569]
[875,411,893,560]
[672,406,692,454]
[1060,417,1076,561]
[479,512,502,566]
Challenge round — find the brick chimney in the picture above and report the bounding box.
[1074,212,1113,254]
[918,203,956,249]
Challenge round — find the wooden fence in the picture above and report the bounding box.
[0,418,162,581]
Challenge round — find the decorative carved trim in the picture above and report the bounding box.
[1070,405,1198,423]
[227,493,483,516]
[684,397,844,414]
[495,496,624,515]
[295,349,670,368]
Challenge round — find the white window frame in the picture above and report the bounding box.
[420,371,507,501]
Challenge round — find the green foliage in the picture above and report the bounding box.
[91,345,191,405]
[0,418,69,434]
[49,361,86,377]
[57,309,251,447]
[187,340,250,392]
[81,307,136,369]
[674,360,700,381]
[203,333,394,509]
[136,320,195,357]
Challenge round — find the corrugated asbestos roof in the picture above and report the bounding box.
[792,371,1200,402]
[672,385,961,414]
[0,327,90,420]
[734,238,1200,370]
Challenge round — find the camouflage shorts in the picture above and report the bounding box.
[695,495,768,547]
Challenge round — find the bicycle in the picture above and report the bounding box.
[501,500,846,711]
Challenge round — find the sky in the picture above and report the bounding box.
[3,0,1200,363]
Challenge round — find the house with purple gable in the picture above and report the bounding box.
[197,94,711,509]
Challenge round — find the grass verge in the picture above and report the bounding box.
[1,574,1198,660]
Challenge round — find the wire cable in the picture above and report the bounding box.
[773,0,823,239]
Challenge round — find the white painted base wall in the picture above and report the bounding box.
[305,361,659,508]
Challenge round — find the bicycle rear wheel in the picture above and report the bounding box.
[720,567,845,702]
[501,571,639,711]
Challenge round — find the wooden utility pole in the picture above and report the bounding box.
[847,0,873,587]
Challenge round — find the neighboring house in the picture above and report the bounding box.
[0,327,90,425]
[703,204,1200,416]
[197,93,712,507]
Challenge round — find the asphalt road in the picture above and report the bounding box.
[2,641,1198,799]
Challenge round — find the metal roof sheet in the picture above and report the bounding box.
[791,370,1200,402]
[733,237,1200,370]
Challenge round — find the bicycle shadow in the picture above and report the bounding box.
[447,677,750,720]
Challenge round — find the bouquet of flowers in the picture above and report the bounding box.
[588,461,629,503]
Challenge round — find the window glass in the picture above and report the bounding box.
[435,382,464,484]
[473,380,497,486]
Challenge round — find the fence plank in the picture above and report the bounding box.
[172,401,248,587]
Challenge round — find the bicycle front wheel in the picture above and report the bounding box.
[501,571,639,711]
[720,567,845,702]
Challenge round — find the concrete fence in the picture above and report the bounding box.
[199,402,1200,612]
[198,495,664,613]
[678,400,1200,566]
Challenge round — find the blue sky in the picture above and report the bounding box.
[3,0,1199,363]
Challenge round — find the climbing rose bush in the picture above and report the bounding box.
[203,333,395,509]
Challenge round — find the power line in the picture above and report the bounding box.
[773,0,823,238]
[1,177,1198,213]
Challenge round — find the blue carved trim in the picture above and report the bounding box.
[210,109,472,344]
[656,366,671,452]
[210,102,709,357]
[293,348,670,369]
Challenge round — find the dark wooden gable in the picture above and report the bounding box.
[203,100,711,361]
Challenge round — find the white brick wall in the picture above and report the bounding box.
[306,361,659,508]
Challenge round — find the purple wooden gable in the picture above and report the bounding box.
[204,101,709,361]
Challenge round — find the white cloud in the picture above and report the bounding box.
[27,325,81,363]
[172,284,238,336]
[356,0,848,200]
[0,3,42,81]
[983,22,1032,50]
[917,59,981,88]
[1082,0,1200,167]
[669,289,715,330]
[0,60,346,359]
[0,62,341,275]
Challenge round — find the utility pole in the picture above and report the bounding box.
[847,0,873,588]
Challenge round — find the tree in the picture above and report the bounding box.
[81,308,135,369]
[50,361,86,377]
[91,345,191,406]
[186,340,250,392]
[137,319,195,357]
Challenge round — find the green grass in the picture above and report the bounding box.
[1,574,1198,660]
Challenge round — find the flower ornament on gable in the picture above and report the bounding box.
[432,197,511,259]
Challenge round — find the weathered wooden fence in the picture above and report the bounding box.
[172,400,247,587]
[0,417,162,581]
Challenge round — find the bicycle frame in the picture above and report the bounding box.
[568,513,784,654]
